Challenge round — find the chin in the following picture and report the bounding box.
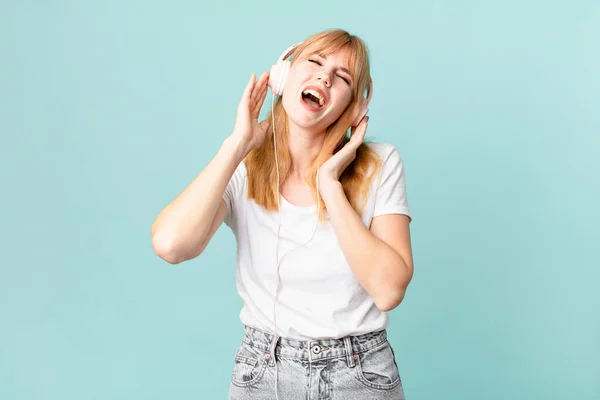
[289,115,322,131]
[282,102,314,129]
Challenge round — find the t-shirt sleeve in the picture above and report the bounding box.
[372,145,412,223]
[222,161,246,228]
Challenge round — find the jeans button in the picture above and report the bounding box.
[312,345,321,354]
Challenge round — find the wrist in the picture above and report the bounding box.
[223,134,251,163]
[318,178,343,202]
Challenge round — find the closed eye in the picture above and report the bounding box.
[309,58,350,85]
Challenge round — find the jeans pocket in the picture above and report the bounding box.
[230,342,268,387]
[354,340,402,391]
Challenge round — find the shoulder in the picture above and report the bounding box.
[224,160,248,198]
[364,141,404,165]
[237,159,248,174]
[231,160,248,182]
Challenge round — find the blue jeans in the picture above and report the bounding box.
[228,325,406,399]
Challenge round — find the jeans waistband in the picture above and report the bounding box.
[240,325,388,364]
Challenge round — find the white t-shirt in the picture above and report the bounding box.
[222,142,412,340]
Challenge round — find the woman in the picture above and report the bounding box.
[151,29,413,400]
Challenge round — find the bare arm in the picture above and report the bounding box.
[151,138,247,264]
[316,118,414,311]
[151,72,271,264]
[320,181,413,312]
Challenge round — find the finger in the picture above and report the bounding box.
[250,72,267,102]
[350,117,368,146]
[241,74,257,106]
[350,116,367,136]
[249,76,268,119]
[258,118,271,132]
[359,116,369,138]
[252,74,270,117]
[250,72,269,112]
[350,111,366,130]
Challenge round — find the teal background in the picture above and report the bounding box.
[1,0,599,399]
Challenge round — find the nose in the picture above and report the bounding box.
[316,73,331,87]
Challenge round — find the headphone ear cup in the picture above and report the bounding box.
[268,60,291,96]
[351,77,373,127]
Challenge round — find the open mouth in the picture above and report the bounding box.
[301,88,326,109]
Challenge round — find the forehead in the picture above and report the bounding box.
[298,45,351,65]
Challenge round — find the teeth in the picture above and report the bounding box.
[303,89,325,106]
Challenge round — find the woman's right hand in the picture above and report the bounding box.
[230,72,271,154]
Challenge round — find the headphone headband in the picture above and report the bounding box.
[278,43,301,63]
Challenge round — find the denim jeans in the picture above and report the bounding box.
[228,325,406,399]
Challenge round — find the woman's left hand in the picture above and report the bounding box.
[317,116,369,198]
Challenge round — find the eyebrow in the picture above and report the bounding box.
[315,52,352,75]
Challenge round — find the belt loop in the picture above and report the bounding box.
[267,333,279,367]
[343,336,355,368]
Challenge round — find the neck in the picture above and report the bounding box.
[286,122,325,181]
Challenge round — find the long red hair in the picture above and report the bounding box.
[245,29,382,221]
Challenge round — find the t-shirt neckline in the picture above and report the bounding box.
[279,194,317,215]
